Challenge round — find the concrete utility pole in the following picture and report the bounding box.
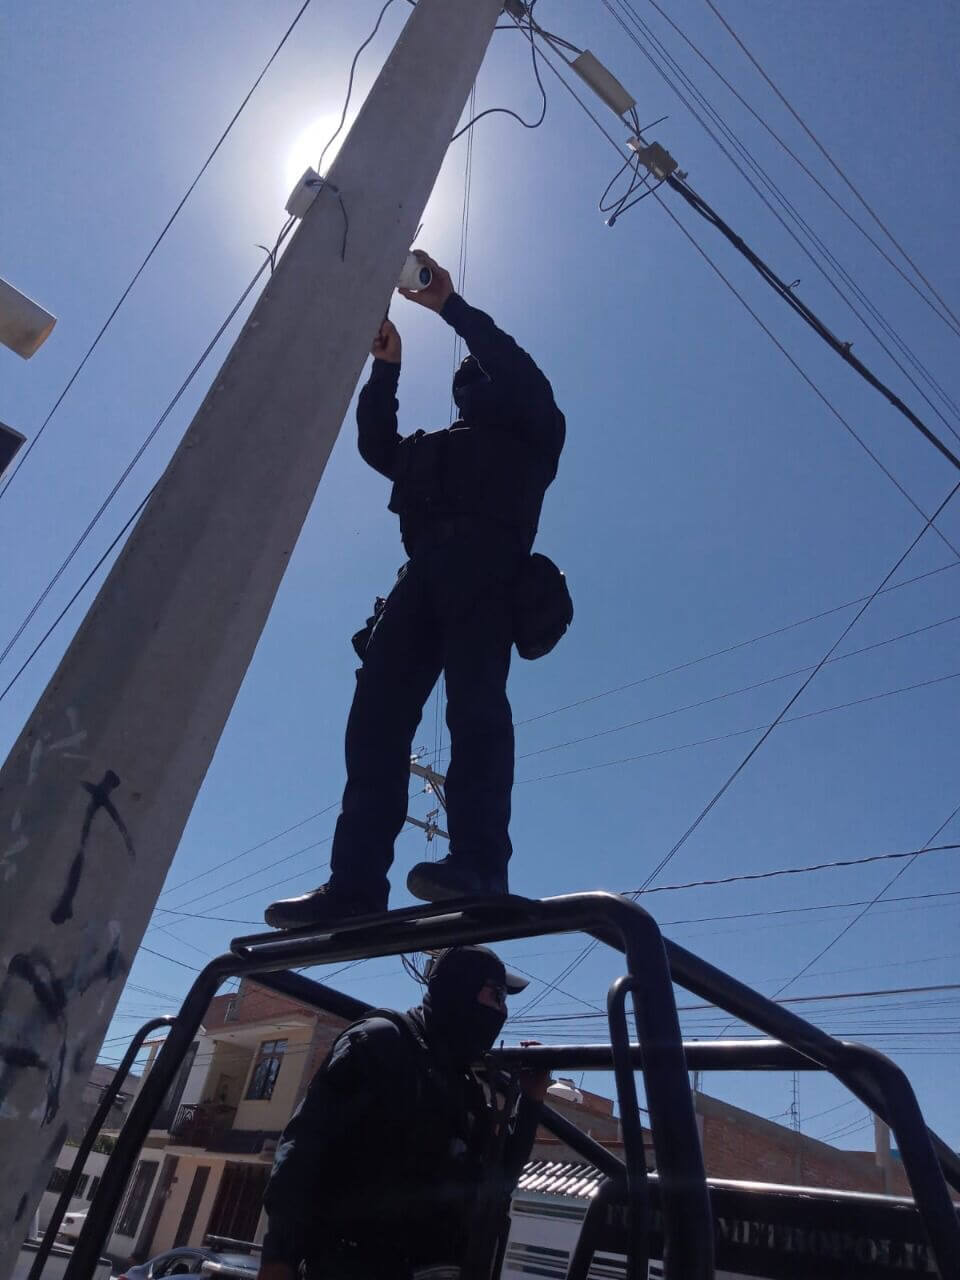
[0,0,502,1268]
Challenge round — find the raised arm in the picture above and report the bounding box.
[356,319,403,479]
[441,293,552,404]
[400,253,565,468]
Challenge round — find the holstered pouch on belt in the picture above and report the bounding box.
[512,553,573,660]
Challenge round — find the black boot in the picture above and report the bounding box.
[264,881,387,929]
[406,856,508,903]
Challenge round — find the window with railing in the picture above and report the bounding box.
[244,1039,287,1101]
[154,1040,198,1131]
[170,1100,238,1147]
[45,1168,88,1199]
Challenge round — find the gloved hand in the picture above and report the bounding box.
[518,1040,552,1102]
[399,250,454,313]
[371,318,401,362]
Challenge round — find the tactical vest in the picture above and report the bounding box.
[387,424,552,551]
[316,1010,493,1262]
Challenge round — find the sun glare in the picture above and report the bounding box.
[283,114,346,202]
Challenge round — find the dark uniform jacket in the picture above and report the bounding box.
[261,1008,539,1278]
[356,294,565,556]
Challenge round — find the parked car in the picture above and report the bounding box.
[115,1248,258,1280]
[199,1255,259,1280]
[56,1212,87,1243]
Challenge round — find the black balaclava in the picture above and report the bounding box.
[451,354,514,427]
[421,945,508,1064]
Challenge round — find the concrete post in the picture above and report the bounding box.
[0,0,502,1269]
[874,1114,893,1193]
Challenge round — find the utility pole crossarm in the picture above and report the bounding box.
[410,759,448,811]
[0,1,502,1266]
[406,814,451,842]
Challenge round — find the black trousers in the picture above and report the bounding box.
[329,531,523,904]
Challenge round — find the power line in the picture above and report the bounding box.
[0,489,152,706]
[1,0,404,689]
[514,559,960,730]
[150,922,213,964]
[507,896,960,1029]
[316,0,402,174]
[137,857,960,929]
[513,980,960,1022]
[702,0,960,337]
[798,1097,854,1128]
[772,801,960,996]
[518,609,960,762]
[112,944,385,1059]
[451,3,547,143]
[512,849,960,1024]
[162,853,331,916]
[519,666,960,787]
[0,231,289,685]
[161,791,440,918]
[158,781,430,918]
[642,0,960,349]
[160,833,335,913]
[528,28,960,555]
[647,181,960,559]
[660,172,960,472]
[793,942,960,983]
[423,78,481,785]
[159,801,340,897]
[598,0,960,471]
[631,842,960,898]
[508,34,960,909]
[518,471,958,1008]
[164,824,411,920]
[604,0,960,441]
[136,945,202,973]
[20,557,953,920]
[125,981,183,1003]
[820,1115,873,1144]
[0,0,314,503]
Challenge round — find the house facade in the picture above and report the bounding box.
[98,979,350,1262]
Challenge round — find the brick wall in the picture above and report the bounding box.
[530,1086,624,1163]
[695,1092,913,1197]
[530,1087,925,1200]
[204,979,321,1030]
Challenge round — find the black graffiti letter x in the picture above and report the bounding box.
[51,770,136,925]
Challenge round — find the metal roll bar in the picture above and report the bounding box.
[68,892,712,1280]
[29,1017,174,1280]
[68,891,960,1280]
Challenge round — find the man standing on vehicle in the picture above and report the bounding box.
[265,252,565,929]
[256,945,549,1280]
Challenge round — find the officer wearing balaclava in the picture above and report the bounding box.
[259,946,548,1280]
[266,253,565,930]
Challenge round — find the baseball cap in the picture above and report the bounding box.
[422,945,528,994]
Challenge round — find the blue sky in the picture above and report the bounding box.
[2,0,958,1156]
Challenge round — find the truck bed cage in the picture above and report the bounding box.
[62,891,960,1280]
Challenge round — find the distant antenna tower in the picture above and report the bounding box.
[789,1072,801,1134]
